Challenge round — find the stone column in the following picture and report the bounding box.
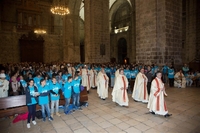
[63,14,80,62]
[185,0,197,62]
[135,0,157,64]
[135,0,182,66]
[84,0,110,63]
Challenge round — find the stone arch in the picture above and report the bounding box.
[110,0,136,63]
[118,38,127,64]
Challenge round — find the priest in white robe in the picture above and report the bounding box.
[97,68,109,100]
[132,68,148,103]
[90,66,97,89]
[112,69,129,107]
[147,71,171,117]
[0,73,9,98]
[81,65,91,93]
[174,69,186,88]
[67,64,75,78]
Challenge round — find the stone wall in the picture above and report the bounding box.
[135,0,157,65]
[165,0,182,66]
[184,0,199,62]
[0,31,62,64]
[84,0,110,63]
[0,31,21,63]
[135,0,182,66]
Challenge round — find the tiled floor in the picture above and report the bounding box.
[1,85,200,133]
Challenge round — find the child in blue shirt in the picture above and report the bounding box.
[38,79,53,122]
[72,73,82,111]
[63,76,73,114]
[25,79,39,128]
[168,65,175,87]
[49,76,61,117]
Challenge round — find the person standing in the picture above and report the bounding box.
[33,72,43,88]
[182,63,189,76]
[168,65,175,87]
[38,79,53,122]
[162,64,168,83]
[63,76,73,114]
[112,69,129,107]
[0,73,9,98]
[26,79,39,128]
[145,66,153,95]
[97,68,109,100]
[132,68,148,103]
[72,73,82,111]
[90,66,97,89]
[147,71,172,117]
[49,76,61,117]
[81,65,91,93]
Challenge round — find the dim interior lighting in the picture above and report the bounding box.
[114,26,129,34]
[50,0,70,15]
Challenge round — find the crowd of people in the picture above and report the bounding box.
[0,62,200,128]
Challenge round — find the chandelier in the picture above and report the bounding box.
[34,29,47,34]
[50,0,70,15]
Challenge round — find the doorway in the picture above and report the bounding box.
[118,38,127,64]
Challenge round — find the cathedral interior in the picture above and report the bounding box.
[0,0,200,68]
[0,1,200,133]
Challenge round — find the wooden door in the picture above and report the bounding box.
[19,32,44,62]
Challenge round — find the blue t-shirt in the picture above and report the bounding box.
[49,81,61,101]
[124,69,131,79]
[46,79,51,86]
[33,76,43,88]
[38,85,49,105]
[62,73,72,83]
[162,66,168,74]
[27,86,37,105]
[130,69,139,79]
[20,80,27,88]
[72,77,81,94]
[63,81,72,98]
[168,68,174,78]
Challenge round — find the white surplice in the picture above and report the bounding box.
[0,79,9,98]
[81,68,91,91]
[132,72,148,103]
[147,77,168,115]
[90,69,97,88]
[112,74,129,106]
[97,71,109,99]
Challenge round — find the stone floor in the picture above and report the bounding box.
[1,85,200,133]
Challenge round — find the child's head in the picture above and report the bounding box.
[68,76,72,82]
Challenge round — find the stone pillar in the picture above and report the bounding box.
[164,0,182,66]
[84,0,110,63]
[185,0,197,62]
[135,0,182,66]
[135,0,157,64]
[63,14,80,62]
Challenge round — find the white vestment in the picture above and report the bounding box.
[132,72,148,103]
[90,69,97,88]
[112,74,129,106]
[0,79,9,98]
[81,68,91,91]
[147,77,168,115]
[97,71,109,99]
[114,69,120,84]
[67,67,75,78]
[174,72,186,88]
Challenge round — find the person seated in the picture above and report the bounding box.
[192,70,200,87]
[185,72,194,86]
[9,76,21,96]
[174,69,186,88]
